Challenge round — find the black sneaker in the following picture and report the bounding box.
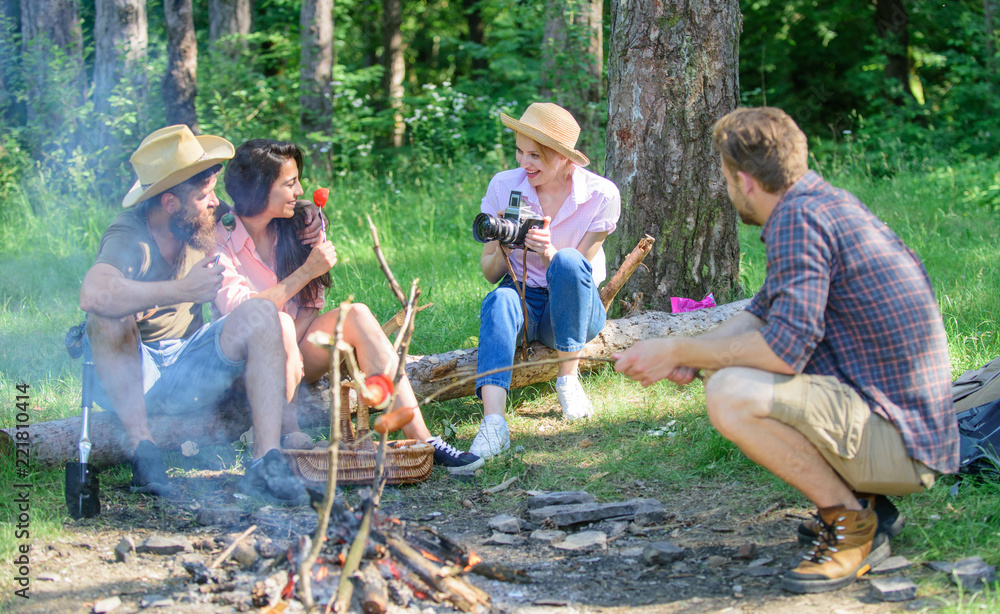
[426,436,484,474]
[130,440,173,496]
[239,449,309,507]
[798,493,904,545]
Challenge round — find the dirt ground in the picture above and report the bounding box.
[5,463,937,614]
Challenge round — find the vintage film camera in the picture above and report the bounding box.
[472,190,544,248]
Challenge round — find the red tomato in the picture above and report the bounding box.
[313,187,330,208]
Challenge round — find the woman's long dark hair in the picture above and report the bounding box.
[225,139,330,308]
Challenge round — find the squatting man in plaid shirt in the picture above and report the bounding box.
[614,107,959,594]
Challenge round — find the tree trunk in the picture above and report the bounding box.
[381,0,405,147]
[986,0,997,105]
[874,0,916,102]
[1,301,749,469]
[539,0,603,156]
[93,0,148,136]
[162,0,198,131]
[18,0,85,132]
[299,0,333,135]
[209,0,252,56]
[605,0,742,309]
[462,0,487,74]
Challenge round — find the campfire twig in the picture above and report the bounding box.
[366,214,407,307]
[300,303,349,610]
[209,524,257,569]
[336,280,422,612]
[421,356,616,405]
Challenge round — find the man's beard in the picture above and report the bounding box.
[169,207,216,252]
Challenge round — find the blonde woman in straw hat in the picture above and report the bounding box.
[78,125,317,506]
[469,103,621,460]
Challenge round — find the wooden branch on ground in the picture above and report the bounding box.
[600,235,655,309]
[1,300,751,469]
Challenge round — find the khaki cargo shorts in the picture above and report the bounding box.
[770,373,936,496]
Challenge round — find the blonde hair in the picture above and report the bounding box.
[520,135,574,180]
[713,107,808,193]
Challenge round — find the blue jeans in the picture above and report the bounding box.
[476,249,606,394]
[82,317,246,415]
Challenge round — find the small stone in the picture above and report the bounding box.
[620,546,645,558]
[527,491,597,510]
[642,542,686,565]
[872,555,914,574]
[93,596,122,613]
[257,539,286,559]
[196,507,244,526]
[552,531,607,551]
[744,566,780,577]
[951,556,996,590]
[461,499,475,510]
[735,543,757,560]
[732,584,743,595]
[488,514,525,534]
[229,541,258,568]
[140,595,174,608]
[114,537,136,563]
[870,577,918,602]
[181,441,199,456]
[926,560,954,573]
[593,520,629,539]
[705,555,728,568]
[137,536,191,555]
[485,532,524,546]
[747,556,774,568]
[530,529,567,542]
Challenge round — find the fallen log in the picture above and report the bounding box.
[0,299,750,468]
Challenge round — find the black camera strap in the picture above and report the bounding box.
[500,245,531,362]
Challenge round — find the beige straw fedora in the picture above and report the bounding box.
[500,102,590,167]
[121,125,235,208]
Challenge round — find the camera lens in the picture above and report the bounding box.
[472,213,518,244]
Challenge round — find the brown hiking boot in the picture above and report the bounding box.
[798,493,904,545]
[782,502,886,593]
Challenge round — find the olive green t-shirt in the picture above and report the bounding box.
[93,204,207,342]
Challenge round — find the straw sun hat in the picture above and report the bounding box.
[500,102,590,167]
[121,125,235,208]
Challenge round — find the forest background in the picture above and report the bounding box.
[1,0,1000,609]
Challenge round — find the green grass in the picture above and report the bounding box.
[2,156,1000,609]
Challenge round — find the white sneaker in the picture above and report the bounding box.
[556,375,594,421]
[468,415,510,460]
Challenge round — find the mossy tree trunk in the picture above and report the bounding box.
[381,0,405,147]
[0,0,21,124]
[163,0,199,131]
[209,0,253,56]
[18,0,86,138]
[300,0,333,135]
[93,0,148,147]
[605,0,742,309]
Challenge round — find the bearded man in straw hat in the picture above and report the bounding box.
[79,125,319,507]
[614,107,957,594]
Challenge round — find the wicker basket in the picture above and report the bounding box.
[282,382,433,485]
[282,440,434,486]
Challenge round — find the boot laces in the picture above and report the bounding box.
[803,514,846,563]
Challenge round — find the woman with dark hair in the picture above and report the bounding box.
[214,139,482,472]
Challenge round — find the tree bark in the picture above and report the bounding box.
[539,0,603,155]
[162,0,199,131]
[986,0,997,103]
[93,0,148,125]
[606,0,742,309]
[874,0,916,102]
[381,0,405,147]
[18,0,86,131]
[1,301,750,469]
[299,0,333,135]
[209,0,252,43]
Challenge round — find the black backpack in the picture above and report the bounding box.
[955,376,1000,477]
